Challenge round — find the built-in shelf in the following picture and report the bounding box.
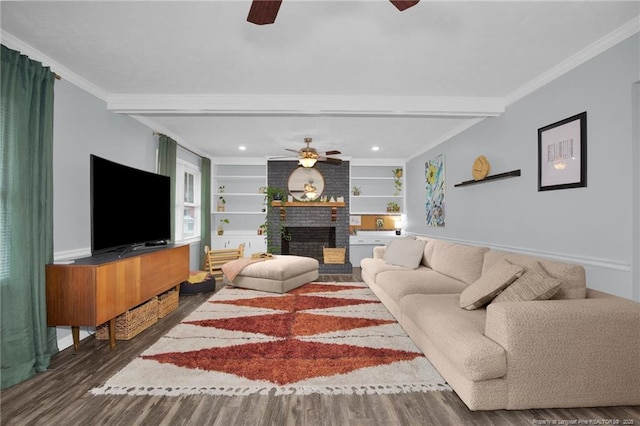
[454,169,521,187]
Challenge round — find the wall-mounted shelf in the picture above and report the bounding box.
[270,201,345,207]
[271,201,345,222]
[454,169,521,187]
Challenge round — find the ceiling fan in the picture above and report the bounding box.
[247,1,420,25]
[284,137,342,168]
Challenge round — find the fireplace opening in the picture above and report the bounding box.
[282,227,336,262]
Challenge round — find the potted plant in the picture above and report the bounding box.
[392,168,403,195]
[217,218,229,235]
[352,186,361,196]
[217,196,226,212]
[386,201,400,212]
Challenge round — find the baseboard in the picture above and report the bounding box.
[406,233,630,272]
[56,326,95,351]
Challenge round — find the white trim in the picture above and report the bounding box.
[505,16,640,106]
[405,233,631,272]
[1,30,108,101]
[212,157,267,165]
[56,327,95,351]
[107,94,505,118]
[53,247,92,262]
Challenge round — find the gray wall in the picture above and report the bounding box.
[406,34,639,300]
[51,80,205,348]
[53,79,158,256]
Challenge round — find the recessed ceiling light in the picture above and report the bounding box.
[238,146,247,151]
[372,146,380,151]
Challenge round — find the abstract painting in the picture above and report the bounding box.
[425,154,445,227]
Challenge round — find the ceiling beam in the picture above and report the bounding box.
[247,0,283,25]
[107,94,505,118]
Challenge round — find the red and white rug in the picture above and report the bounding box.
[91,282,450,396]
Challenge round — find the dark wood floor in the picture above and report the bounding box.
[2,269,638,426]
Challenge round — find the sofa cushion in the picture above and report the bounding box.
[376,270,468,305]
[492,261,561,303]
[483,250,586,299]
[383,238,428,269]
[415,236,435,267]
[429,240,489,284]
[360,258,429,283]
[459,259,524,310]
[400,294,507,381]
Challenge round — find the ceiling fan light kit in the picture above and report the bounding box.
[247,0,419,25]
[283,137,342,168]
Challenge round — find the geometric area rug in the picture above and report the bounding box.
[91,282,451,396]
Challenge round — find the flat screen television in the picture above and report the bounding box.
[91,154,171,255]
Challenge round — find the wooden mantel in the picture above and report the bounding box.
[270,201,345,221]
[270,201,346,207]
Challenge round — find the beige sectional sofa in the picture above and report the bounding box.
[360,236,640,411]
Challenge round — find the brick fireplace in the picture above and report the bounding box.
[268,160,352,274]
[282,226,336,262]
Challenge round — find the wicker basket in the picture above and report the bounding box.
[158,289,179,318]
[323,247,346,264]
[95,297,158,340]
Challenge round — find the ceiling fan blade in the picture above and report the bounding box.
[323,150,341,156]
[285,148,301,153]
[247,0,283,25]
[390,0,420,11]
[319,157,343,165]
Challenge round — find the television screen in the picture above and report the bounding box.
[91,155,171,254]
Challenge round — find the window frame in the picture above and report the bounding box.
[175,159,202,244]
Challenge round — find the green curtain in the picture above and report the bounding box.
[199,157,211,268]
[1,45,59,389]
[157,135,177,243]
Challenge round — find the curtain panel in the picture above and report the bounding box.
[199,157,211,268]
[0,44,59,389]
[157,135,177,243]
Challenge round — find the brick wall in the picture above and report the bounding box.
[267,160,352,273]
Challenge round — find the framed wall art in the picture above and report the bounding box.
[538,112,587,191]
[425,154,445,227]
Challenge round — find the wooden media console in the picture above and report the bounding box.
[46,244,189,350]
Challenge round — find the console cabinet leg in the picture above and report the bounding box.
[109,318,116,350]
[72,326,80,351]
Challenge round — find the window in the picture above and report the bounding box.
[175,160,201,242]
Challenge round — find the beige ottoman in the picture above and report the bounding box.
[230,255,319,293]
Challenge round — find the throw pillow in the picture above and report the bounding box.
[492,261,562,303]
[383,238,428,269]
[459,259,524,310]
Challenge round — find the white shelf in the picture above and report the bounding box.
[213,160,267,236]
[350,163,404,215]
[351,195,402,198]
[351,211,402,215]
[213,211,266,215]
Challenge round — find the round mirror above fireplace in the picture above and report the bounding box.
[288,167,324,201]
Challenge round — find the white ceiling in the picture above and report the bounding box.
[2,1,639,160]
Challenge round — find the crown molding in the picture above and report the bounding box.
[1,30,109,101]
[107,94,505,118]
[505,16,640,106]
